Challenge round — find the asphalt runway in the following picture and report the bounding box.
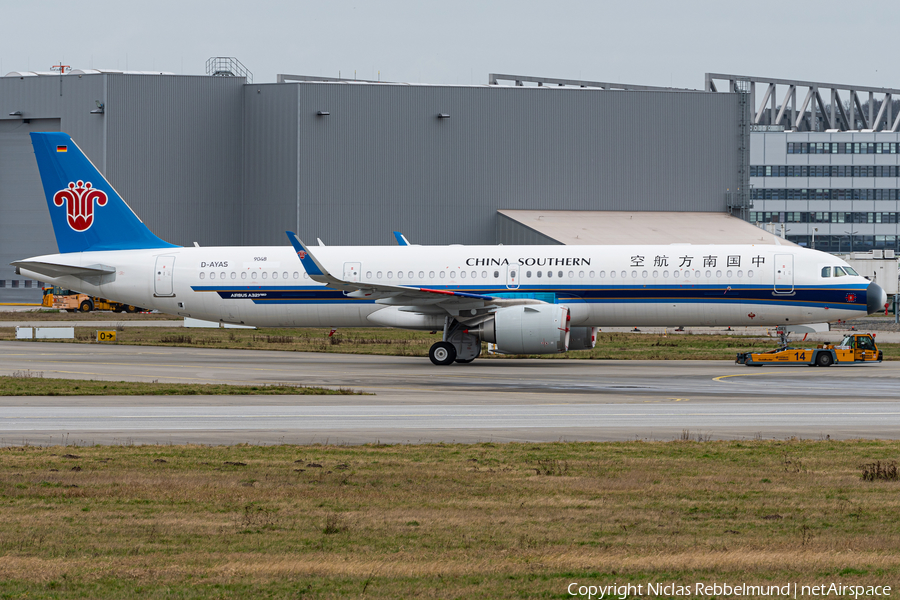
[1,341,899,445]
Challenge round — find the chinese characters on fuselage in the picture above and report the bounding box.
[632,255,766,268]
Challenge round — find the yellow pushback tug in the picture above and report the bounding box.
[736,333,882,367]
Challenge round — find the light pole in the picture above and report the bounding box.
[844,230,858,254]
[812,227,818,250]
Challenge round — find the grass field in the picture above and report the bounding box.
[4,324,900,361]
[0,374,361,396]
[0,441,898,598]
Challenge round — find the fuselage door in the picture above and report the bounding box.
[154,255,176,297]
[773,254,794,294]
[343,262,361,283]
[506,264,520,289]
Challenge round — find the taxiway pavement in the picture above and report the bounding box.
[1,341,898,445]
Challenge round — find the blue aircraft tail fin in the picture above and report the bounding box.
[30,132,177,253]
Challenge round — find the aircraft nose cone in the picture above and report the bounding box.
[867,282,887,315]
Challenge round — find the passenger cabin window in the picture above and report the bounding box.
[821,267,831,278]
[833,266,846,277]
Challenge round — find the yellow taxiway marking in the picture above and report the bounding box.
[713,372,781,381]
[643,397,690,403]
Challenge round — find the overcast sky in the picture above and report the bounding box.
[4,0,899,90]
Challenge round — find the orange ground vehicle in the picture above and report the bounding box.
[736,333,882,367]
[41,286,143,313]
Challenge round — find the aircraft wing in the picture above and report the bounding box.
[286,232,504,312]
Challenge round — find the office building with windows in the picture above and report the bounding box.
[749,133,900,253]
[705,74,900,254]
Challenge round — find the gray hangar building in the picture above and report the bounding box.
[0,67,749,303]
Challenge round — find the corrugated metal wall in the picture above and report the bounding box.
[241,84,299,245]
[0,74,245,301]
[278,82,742,246]
[0,73,107,302]
[1,74,743,302]
[106,75,244,246]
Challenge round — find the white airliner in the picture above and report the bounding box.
[14,133,887,365]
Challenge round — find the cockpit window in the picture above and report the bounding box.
[844,266,859,276]
[833,266,847,277]
[821,267,831,278]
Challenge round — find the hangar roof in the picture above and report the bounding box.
[498,210,795,246]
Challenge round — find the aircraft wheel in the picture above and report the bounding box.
[815,352,834,367]
[79,300,93,313]
[429,341,457,366]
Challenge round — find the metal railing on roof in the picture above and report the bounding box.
[206,57,252,84]
[706,72,900,132]
[488,73,697,92]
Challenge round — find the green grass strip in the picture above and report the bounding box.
[0,375,362,396]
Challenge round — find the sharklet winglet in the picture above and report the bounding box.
[286,231,328,278]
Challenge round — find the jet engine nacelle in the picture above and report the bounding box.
[568,326,598,351]
[478,304,570,354]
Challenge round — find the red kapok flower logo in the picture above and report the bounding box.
[53,181,108,232]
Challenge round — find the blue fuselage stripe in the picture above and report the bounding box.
[189,284,871,311]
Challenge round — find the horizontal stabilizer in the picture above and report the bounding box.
[12,260,116,279]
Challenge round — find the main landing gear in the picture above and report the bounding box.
[428,318,482,366]
[429,341,456,366]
